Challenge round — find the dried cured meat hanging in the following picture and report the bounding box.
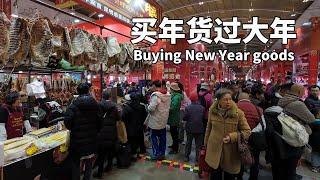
[0,12,11,65]
[8,17,31,66]
[30,17,54,67]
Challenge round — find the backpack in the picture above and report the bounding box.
[276,112,309,147]
[199,92,209,109]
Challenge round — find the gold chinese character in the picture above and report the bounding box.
[145,3,157,18]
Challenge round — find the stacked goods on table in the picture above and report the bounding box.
[26,126,56,138]
[0,13,149,73]
[0,128,70,166]
[3,136,35,162]
[37,130,69,149]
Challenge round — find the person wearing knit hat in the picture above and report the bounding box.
[183,91,205,163]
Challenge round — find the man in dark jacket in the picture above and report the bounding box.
[266,84,315,180]
[304,85,320,172]
[94,91,119,179]
[183,92,205,163]
[305,85,320,112]
[64,83,101,180]
[122,93,147,161]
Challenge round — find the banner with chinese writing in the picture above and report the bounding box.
[99,0,159,19]
[70,0,161,24]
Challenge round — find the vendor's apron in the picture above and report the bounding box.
[2,105,24,139]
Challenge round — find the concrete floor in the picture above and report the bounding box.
[94,133,320,180]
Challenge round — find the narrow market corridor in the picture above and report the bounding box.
[95,134,320,180]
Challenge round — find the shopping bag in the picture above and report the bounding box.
[198,146,211,178]
[238,132,254,166]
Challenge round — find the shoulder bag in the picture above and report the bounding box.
[249,106,267,151]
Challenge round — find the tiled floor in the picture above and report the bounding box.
[95,133,320,180]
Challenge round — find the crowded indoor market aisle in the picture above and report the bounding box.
[1,0,320,180]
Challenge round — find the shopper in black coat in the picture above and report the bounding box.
[64,83,101,180]
[122,93,148,160]
[264,105,305,180]
[94,91,120,179]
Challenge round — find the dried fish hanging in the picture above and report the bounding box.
[7,2,31,66]
[8,17,31,66]
[88,35,109,72]
[69,29,94,66]
[0,12,11,65]
[106,37,121,67]
[29,17,54,67]
[47,19,71,60]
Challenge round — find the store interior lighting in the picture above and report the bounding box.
[135,0,145,7]
[199,1,204,5]
[291,13,297,17]
[98,14,104,18]
[11,14,18,18]
[74,19,80,23]
[302,21,312,26]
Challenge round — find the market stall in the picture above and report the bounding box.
[0,126,69,180]
[0,0,155,178]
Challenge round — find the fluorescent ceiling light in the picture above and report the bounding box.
[249,9,254,12]
[11,14,18,18]
[199,1,204,5]
[70,12,75,15]
[291,13,296,17]
[302,22,311,26]
[302,0,309,2]
[98,14,104,18]
[74,19,80,23]
[135,0,144,7]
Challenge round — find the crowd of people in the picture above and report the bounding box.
[1,77,320,180]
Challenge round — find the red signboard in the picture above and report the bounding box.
[0,0,11,17]
[99,0,160,19]
[60,0,161,25]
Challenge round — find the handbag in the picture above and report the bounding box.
[117,120,128,144]
[238,132,254,166]
[249,106,267,151]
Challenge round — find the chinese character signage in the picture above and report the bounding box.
[131,16,297,66]
[79,0,160,24]
[131,16,296,45]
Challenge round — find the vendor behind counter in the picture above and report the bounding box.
[0,91,32,141]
